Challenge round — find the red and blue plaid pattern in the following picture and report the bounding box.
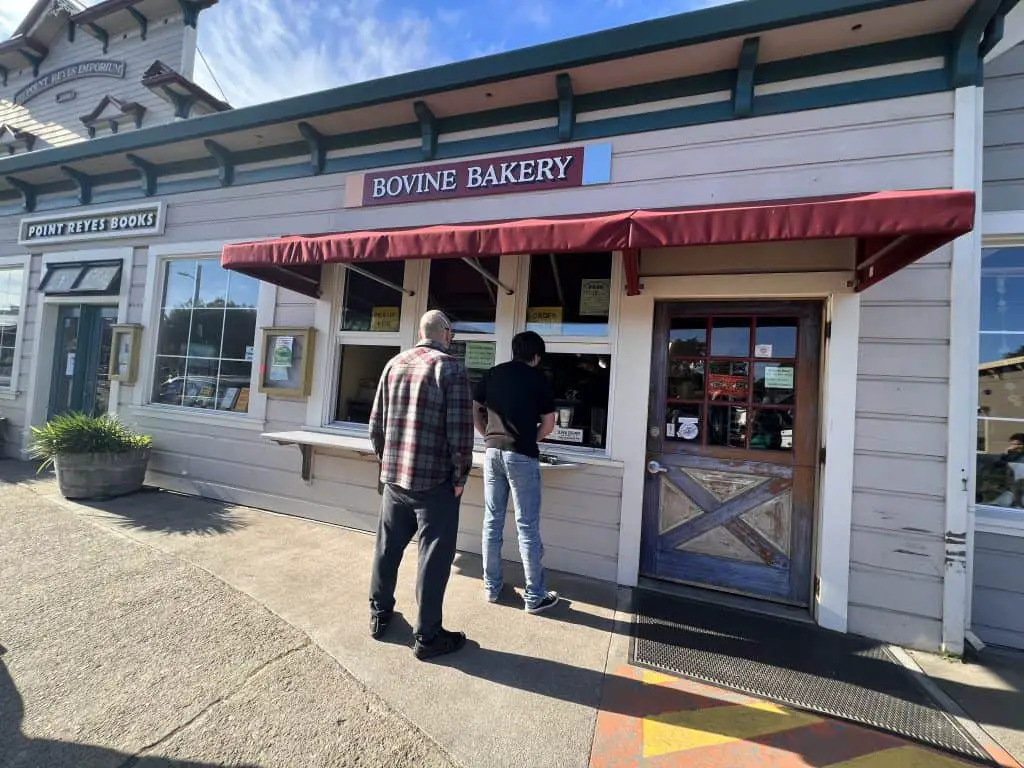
[369,342,475,492]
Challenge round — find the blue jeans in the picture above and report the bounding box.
[482,448,547,608]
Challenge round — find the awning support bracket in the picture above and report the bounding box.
[178,0,204,28]
[6,176,37,213]
[127,7,149,40]
[556,73,575,141]
[297,121,326,175]
[60,165,93,206]
[84,22,110,54]
[623,248,642,296]
[733,37,760,117]
[204,139,235,187]
[548,253,565,306]
[298,444,314,482]
[0,65,6,88]
[126,153,159,196]
[461,257,514,295]
[20,50,45,78]
[949,0,1002,87]
[858,235,910,275]
[345,264,414,297]
[413,100,438,160]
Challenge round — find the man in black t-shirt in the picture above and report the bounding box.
[472,331,560,614]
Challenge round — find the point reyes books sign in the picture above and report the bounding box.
[344,143,612,208]
[18,202,166,246]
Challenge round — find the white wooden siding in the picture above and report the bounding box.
[971,532,1024,649]
[0,11,188,149]
[983,42,1024,212]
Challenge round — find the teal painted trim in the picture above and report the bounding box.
[557,73,575,141]
[753,68,948,115]
[5,176,36,212]
[981,0,1020,57]
[0,0,935,177]
[0,63,962,212]
[413,100,438,160]
[60,165,93,205]
[126,153,158,196]
[296,122,326,175]
[578,70,734,114]
[950,0,1002,87]
[733,37,760,117]
[204,140,234,187]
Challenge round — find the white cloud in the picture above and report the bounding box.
[193,0,447,108]
[0,0,49,39]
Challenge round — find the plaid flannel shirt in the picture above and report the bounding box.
[369,341,475,492]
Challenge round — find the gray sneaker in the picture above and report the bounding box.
[525,591,560,615]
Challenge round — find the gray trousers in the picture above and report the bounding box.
[369,482,461,641]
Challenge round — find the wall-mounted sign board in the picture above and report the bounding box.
[344,143,613,208]
[13,60,126,105]
[18,202,165,246]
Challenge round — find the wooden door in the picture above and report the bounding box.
[639,302,822,606]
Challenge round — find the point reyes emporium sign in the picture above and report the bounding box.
[344,143,613,208]
[13,60,126,105]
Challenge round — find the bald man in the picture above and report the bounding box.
[368,310,474,660]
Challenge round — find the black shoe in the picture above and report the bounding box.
[525,591,560,615]
[413,628,467,660]
[370,612,392,640]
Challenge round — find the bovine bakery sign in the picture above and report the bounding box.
[345,144,612,208]
[18,202,166,246]
[14,60,126,105]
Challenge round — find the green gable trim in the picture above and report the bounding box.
[0,64,952,217]
[0,0,944,178]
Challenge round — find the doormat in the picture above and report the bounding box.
[629,590,994,765]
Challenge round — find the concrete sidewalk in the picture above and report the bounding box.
[3,460,1023,768]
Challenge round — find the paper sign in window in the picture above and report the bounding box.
[764,366,794,389]
[527,306,563,334]
[579,278,610,316]
[464,341,495,370]
[370,306,400,332]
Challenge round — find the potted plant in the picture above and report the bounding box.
[28,413,153,500]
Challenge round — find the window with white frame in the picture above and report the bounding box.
[526,252,615,451]
[0,263,25,390]
[977,246,1024,510]
[333,262,410,425]
[151,258,260,412]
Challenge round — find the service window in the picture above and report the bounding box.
[334,344,400,424]
[427,257,501,335]
[539,352,611,450]
[341,262,406,332]
[526,252,612,338]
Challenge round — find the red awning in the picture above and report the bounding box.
[221,190,975,297]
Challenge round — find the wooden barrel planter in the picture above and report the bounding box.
[53,447,152,500]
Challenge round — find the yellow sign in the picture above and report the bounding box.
[370,306,400,332]
[527,306,563,334]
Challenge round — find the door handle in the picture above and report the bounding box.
[647,460,669,475]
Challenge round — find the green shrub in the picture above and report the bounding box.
[28,413,153,471]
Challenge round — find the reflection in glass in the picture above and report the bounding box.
[539,352,611,449]
[163,261,198,309]
[708,406,747,448]
[76,264,121,293]
[527,252,612,337]
[755,318,798,358]
[428,257,500,334]
[188,309,225,357]
[335,345,400,424]
[0,266,23,388]
[42,266,83,293]
[669,320,707,357]
[197,261,229,305]
[976,430,1024,508]
[708,361,748,402]
[668,359,704,400]
[754,363,797,405]
[750,408,794,451]
[710,317,751,357]
[342,262,405,332]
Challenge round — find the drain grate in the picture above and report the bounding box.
[629,591,994,764]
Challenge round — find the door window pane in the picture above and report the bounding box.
[755,318,798,359]
[710,317,750,357]
[335,345,400,424]
[708,361,749,402]
[669,319,707,357]
[708,405,747,448]
[540,352,611,449]
[754,363,796,406]
[428,257,500,335]
[667,359,704,401]
[750,408,794,451]
[527,252,612,337]
[151,259,258,412]
[341,262,405,332]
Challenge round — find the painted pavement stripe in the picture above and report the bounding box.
[643,699,823,757]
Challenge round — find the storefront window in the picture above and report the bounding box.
[0,265,25,389]
[428,257,500,334]
[977,246,1024,510]
[151,259,259,412]
[539,352,611,449]
[527,253,612,337]
[341,262,406,332]
[335,344,400,424]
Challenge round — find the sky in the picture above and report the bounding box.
[1,0,741,108]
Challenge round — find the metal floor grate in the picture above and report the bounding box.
[629,590,993,764]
